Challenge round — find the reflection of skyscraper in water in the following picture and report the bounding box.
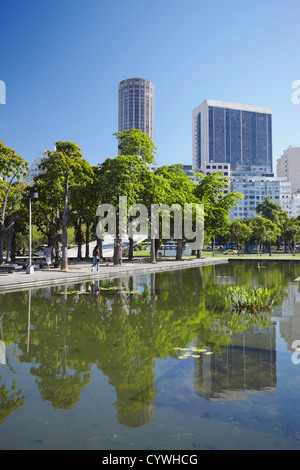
[0,340,6,365]
[277,283,300,350]
[193,326,277,401]
[114,362,155,427]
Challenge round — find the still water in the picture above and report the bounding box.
[1,260,300,450]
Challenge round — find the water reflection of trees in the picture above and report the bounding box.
[0,261,293,425]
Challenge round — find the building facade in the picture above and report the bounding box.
[291,193,300,218]
[192,100,273,173]
[277,146,300,195]
[229,165,291,221]
[118,78,154,149]
[24,157,43,184]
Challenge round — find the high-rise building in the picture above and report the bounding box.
[118,78,154,150]
[277,146,300,195]
[229,165,291,221]
[192,100,273,173]
[24,157,43,184]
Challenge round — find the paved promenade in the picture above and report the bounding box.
[0,257,228,293]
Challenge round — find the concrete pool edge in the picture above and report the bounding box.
[0,257,229,293]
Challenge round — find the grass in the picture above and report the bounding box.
[22,246,300,261]
[133,248,300,260]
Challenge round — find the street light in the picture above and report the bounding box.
[23,192,38,274]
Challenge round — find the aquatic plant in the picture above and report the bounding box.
[225,285,274,313]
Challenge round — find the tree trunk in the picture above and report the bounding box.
[150,238,156,263]
[128,237,134,261]
[155,238,160,259]
[76,220,83,260]
[6,223,13,263]
[176,239,183,261]
[114,217,122,265]
[61,180,69,271]
[11,232,16,262]
[114,237,122,265]
[85,224,90,258]
[0,227,4,264]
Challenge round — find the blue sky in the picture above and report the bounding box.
[0,0,299,173]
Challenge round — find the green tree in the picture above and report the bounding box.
[251,216,281,256]
[97,155,152,265]
[113,128,156,164]
[69,169,97,260]
[154,164,198,260]
[3,180,28,262]
[40,142,93,271]
[229,218,252,255]
[0,141,29,263]
[194,172,243,256]
[256,196,287,248]
[143,171,172,263]
[285,217,300,255]
[32,168,64,261]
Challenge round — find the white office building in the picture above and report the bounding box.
[24,157,43,184]
[291,193,300,217]
[230,165,291,221]
[277,146,300,195]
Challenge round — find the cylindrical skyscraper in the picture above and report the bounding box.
[118,78,154,147]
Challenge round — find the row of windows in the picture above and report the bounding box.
[206,164,229,169]
[206,171,229,176]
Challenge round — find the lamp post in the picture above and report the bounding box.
[23,192,38,274]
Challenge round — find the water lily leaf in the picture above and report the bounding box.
[100,286,125,290]
[204,352,213,355]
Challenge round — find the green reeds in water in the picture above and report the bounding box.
[225,285,274,313]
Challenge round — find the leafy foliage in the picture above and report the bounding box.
[225,285,274,313]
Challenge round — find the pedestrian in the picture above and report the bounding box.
[91,245,100,272]
[44,244,53,270]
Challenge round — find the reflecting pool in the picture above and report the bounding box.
[1,260,300,450]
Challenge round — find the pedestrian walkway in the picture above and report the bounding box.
[0,257,228,293]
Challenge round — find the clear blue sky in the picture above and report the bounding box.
[0,0,299,173]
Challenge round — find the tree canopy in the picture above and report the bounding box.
[38,141,93,270]
[0,140,29,263]
[113,128,156,164]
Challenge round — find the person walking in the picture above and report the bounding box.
[91,245,100,272]
[44,244,53,270]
